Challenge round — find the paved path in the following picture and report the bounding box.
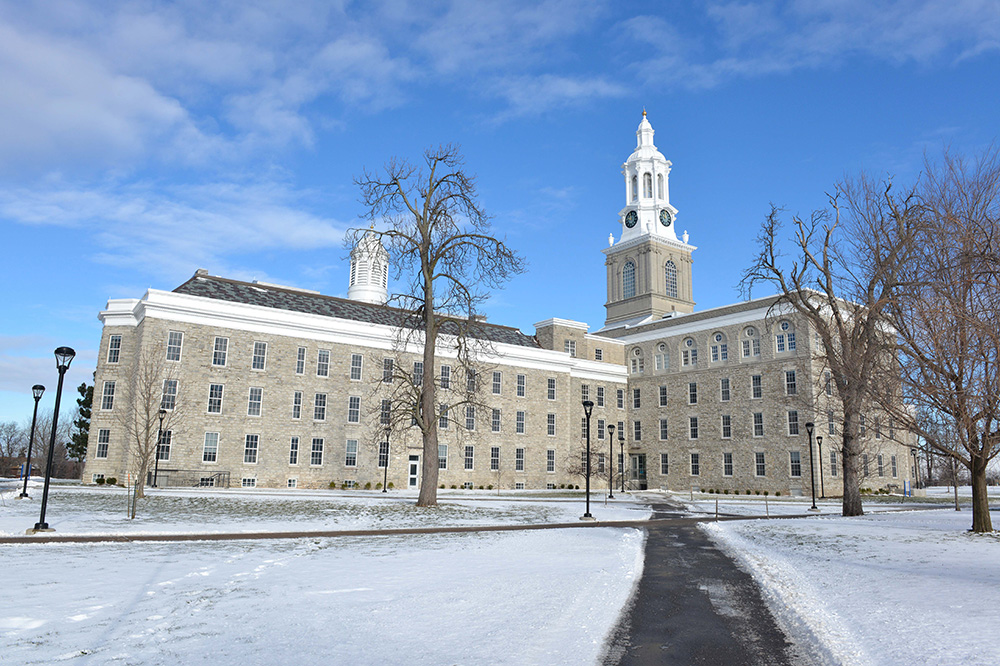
[603,501,806,666]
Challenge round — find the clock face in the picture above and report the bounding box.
[659,209,672,227]
[625,210,638,228]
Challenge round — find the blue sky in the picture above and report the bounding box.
[2,0,999,423]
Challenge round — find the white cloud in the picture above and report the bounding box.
[490,74,625,120]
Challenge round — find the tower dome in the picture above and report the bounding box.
[347,231,389,305]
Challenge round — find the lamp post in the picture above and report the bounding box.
[382,427,391,493]
[606,424,615,499]
[816,435,825,499]
[19,385,45,499]
[911,448,920,490]
[582,400,594,520]
[32,347,75,533]
[152,409,166,488]
[805,421,819,512]
[619,429,626,493]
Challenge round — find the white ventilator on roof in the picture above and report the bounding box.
[347,231,389,304]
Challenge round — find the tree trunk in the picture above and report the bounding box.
[840,424,864,516]
[970,453,993,532]
[417,299,439,507]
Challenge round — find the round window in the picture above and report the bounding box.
[780,321,790,331]
[657,343,666,352]
[632,348,641,357]
[746,327,756,337]
[685,338,693,347]
[714,333,723,342]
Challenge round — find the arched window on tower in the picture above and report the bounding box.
[643,173,652,198]
[631,176,638,201]
[623,261,636,299]
[657,174,664,199]
[665,260,678,299]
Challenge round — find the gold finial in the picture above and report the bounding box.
[370,222,375,230]
[642,108,647,117]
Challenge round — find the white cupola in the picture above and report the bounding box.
[347,230,389,304]
[617,110,679,243]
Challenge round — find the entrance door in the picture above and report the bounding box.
[630,454,648,490]
[408,454,420,488]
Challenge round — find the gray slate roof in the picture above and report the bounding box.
[173,273,540,348]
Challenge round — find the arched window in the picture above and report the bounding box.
[657,174,664,199]
[631,176,638,201]
[665,260,678,298]
[623,261,636,299]
[643,173,652,198]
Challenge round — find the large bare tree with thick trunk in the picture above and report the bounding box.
[351,145,525,507]
[883,148,1000,532]
[742,177,919,516]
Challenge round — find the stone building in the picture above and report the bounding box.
[83,113,916,495]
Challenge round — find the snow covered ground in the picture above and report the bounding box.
[680,491,1000,666]
[1,482,647,665]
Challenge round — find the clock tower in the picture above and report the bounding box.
[602,112,696,328]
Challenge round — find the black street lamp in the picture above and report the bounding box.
[911,447,920,490]
[619,429,626,493]
[33,347,75,532]
[19,385,45,499]
[152,409,167,488]
[582,400,594,520]
[805,421,818,512]
[606,424,615,499]
[817,435,825,499]
[382,427,391,493]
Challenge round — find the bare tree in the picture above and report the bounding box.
[742,177,920,516]
[883,147,1000,532]
[0,421,25,476]
[115,343,180,509]
[351,145,525,507]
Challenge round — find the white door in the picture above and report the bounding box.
[408,454,420,488]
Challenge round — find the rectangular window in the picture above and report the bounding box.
[242,478,256,488]
[161,379,178,411]
[546,449,555,473]
[316,349,330,377]
[564,339,576,357]
[311,438,324,466]
[493,371,502,395]
[490,446,500,471]
[244,434,259,464]
[581,417,588,440]
[314,393,327,421]
[203,432,219,463]
[830,450,838,477]
[547,413,556,436]
[690,453,700,476]
[742,339,751,358]
[382,358,394,383]
[247,387,263,416]
[582,384,590,402]
[660,452,669,475]
[776,334,786,353]
[633,420,642,441]
[787,410,799,436]
[595,348,603,361]
[107,335,122,364]
[721,415,732,439]
[292,391,302,419]
[439,404,449,429]
[788,333,796,350]
[345,439,358,467]
[288,437,299,465]
[296,347,306,375]
[348,396,360,423]
[785,370,797,395]
[790,451,802,477]
[688,382,698,405]
[96,429,110,458]
[617,389,625,409]
[252,341,267,370]
[874,417,882,439]
[208,383,223,413]
[547,378,556,400]
[491,408,501,433]
[101,380,116,410]
[166,331,183,361]
[877,454,884,477]
[516,410,525,434]
[891,455,898,477]
[689,416,699,439]
[828,411,836,435]
[213,337,228,366]
[755,451,766,476]
[597,418,606,440]
[753,412,764,437]
[863,453,870,475]
[655,353,668,371]
[633,387,641,409]
[516,374,525,397]
[287,479,297,489]
[466,369,476,393]
[723,452,733,476]
[658,385,668,407]
[825,371,832,396]
[350,354,363,381]
[466,405,476,431]
[597,386,605,407]
[516,448,525,471]
[752,375,762,399]
[464,446,475,470]
[441,365,451,390]
[381,399,391,426]
[414,361,424,387]
[659,418,669,440]
[720,378,731,402]
[859,415,866,437]
[438,444,448,470]
[598,453,606,473]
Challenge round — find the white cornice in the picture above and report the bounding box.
[603,234,696,256]
[534,317,589,331]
